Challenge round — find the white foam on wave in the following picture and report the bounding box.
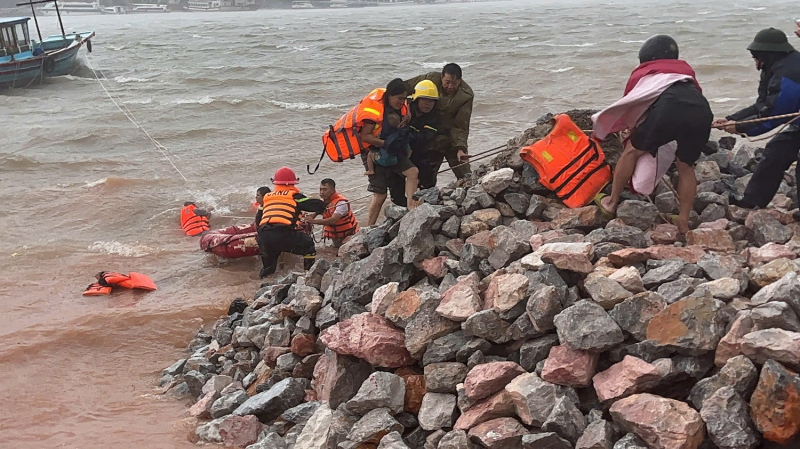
[698,11,711,15]
[520,95,535,100]
[415,61,474,69]
[711,97,739,103]
[85,178,107,188]
[542,42,597,47]
[748,7,765,11]
[114,76,149,84]
[507,37,520,41]
[107,45,126,51]
[620,40,646,44]
[292,45,311,52]
[124,98,153,105]
[88,241,157,258]
[172,96,215,105]
[183,190,233,216]
[269,100,349,111]
[338,29,349,33]
[202,66,226,70]
[192,34,212,39]
[549,67,575,73]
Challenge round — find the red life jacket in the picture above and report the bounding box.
[520,114,612,209]
[322,192,359,240]
[180,204,210,236]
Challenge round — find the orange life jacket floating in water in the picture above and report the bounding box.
[519,114,612,209]
[322,192,359,240]
[308,88,409,174]
[180,203,210,236]
[95,271,158,291]
[83,283,112,296]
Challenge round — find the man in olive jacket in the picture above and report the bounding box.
[405,63,474,184]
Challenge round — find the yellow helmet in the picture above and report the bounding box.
[411,80,439,101]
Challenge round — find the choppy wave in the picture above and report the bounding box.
[543,42,597,47]
[114,76,150,84]
[86,178,108,188]
[548,67,575,73]
[268,100,348,111]
[124,98,153,105]
[620,40,646,44]
[710,97,739,103]
[171,96,215,105]
[88,241,158,257]
[747,7,765,10]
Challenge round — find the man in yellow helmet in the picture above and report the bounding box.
[405,63,473,184]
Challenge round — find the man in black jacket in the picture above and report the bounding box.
[716,28,800,210]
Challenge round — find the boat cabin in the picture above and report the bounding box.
[0,18,33,62]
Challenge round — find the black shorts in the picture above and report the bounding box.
[630,81,713,165]
[361,151,416,195]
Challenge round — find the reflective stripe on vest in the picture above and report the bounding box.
[519,114,612,209]
[180,204,210,236]
[260,187,300,227]
[322,193,359,240]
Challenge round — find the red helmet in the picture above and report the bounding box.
[272,166,299,185]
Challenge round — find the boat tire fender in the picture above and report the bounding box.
[43,56,55,74]
[86,39,92,53]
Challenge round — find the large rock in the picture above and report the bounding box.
[394,203,446,264]
[480,168,514,195]
[587,225,648,248]
[525,285,564,333]
[347,407,404,445]
[542,396,587,444]
[646,297,727,355]
[405,293,460,359]
[715,312,756,367]
[463,361,526,402]
[211,390,249,419]
[751,272,800,314]
[488,226,531,269]
[520,334,560,372]
[505,372,578,427]
[453,389,516,430]
[330,246,415,308]
[593,356,662,402]
[686,228,735,252]
[385,289,423,329]
[552,206,608,231]
[750,301,800,332]
[540,251,595,274]
[541,343,599,388]
[689,355,758,410]
[233,377,309,421]
[461,309,511,344]
[575,419,615,449]
[608,246,706,267]
[437,273,482,322]
[422,331,471,366]
[468,417,526,448]
[437,430,471,449]
[750,210,793,246]
[425,362,469,394]
[553,300,624,352]
[749,359,800,444]
[740,329,800,370]
[743,243,796,266]
[344,372,406,416]
[484,273,529,313]
[700,387,760,449]
[641,260,688,288]
[320,313,414,368]
[311,349,374,409]
[377,431,410,449]
[609,266,645,293]
[522,432,574,449]
[418,392,457,430]
[750,258,796,288]
[218,415,262,449]
[610,292,668,341]
[617,200,659,231]
[583,274,633,309]
[610,393,706,449]
[694,277,741,300]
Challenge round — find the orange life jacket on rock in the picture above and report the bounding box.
[260,186,300,227]
[180,204,210,236]
[322,192,359,240]
[310,88,409,174]
[519,114,612,209]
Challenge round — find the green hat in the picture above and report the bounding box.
[747,28,795,53]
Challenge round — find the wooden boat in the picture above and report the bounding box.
[1,2,95,89]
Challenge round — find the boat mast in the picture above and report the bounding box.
[16,0,66,39]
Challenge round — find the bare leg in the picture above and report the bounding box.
[402,166,419,209]
[601,141,647,213]
[674,159,697,234]
[367,193,386,226]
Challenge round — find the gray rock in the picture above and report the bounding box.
[330,246,415,309]
[347,408,404,445]
[265,325,291,348]
[280,401,321,425]
[751,211,793,246]
[418,393,457,431]
[463,185,496,214]
[553,300,624,352]
[586,225,647,248]
[642,260,688,288]
[163,359,186,376]
[461,309,512,344]
[583,275,633,310]
[575,419,614,449]
[441,216,461,239]
[210,390,249,419]
[184,370,207,397]
[612,433,648,449]
[504,193,530,215]
[510,219,538,242]
[542,396,587,444]
[522,432,573,449]
[694,192,728,212]
[609,292,668,341]
[406,292,461,358]
[293,404,334,449]
[700,387,760,449]
[656,278,702,304]
[488,226,531,269]
[689,355,758,409]
[195,417,226,443]
[526,285,565,333]
[505,372,579,427]
[425,363,469,394]
[378,431,411,449]
[520,335,560,372]
[697,254,748,292]
[437,429,471,449]
[456,338,492,364]
[315,304,338,330]
[750,301,800,332]
[422,332,470,366]
[459,243,491,273]
[508,311,544,341]
[315,349,374,410]
[344,372,406,416]
[233,377,309,421]
[616,200,659,231]
[426,429,448,449]
[386,203,410,220]
[304,258,330,292]
[751,272,800,316]
[699,203,728,223]
[246,431,288,449]
[655,192,680,215]
[480,168,515,195]
[526,194,548,219]
[394,204,447,264]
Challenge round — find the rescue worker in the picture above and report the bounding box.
[405,63,473,184]
[180,202,210,236]
[257,167,325,278]
[388,80,443,206]
[715,28,800,211]
[594,35,713,234]
[306,178,360,248]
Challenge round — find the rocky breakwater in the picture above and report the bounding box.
[161,110,800,448]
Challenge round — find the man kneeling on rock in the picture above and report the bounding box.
[592,35,713,234]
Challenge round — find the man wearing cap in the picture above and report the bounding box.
[716,28,800,211]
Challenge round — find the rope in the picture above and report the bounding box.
[84,55,189,182]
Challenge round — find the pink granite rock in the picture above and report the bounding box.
[541,344,599,388]
[218,415,262,448]
[320,313,414,368]
[610,393,706,449]
[437,273,482,322]
[593,355,663,402]
[463,361,526,402]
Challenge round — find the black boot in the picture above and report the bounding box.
[303,255,316,272]
[728,192,757,209]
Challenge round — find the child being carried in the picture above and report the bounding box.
[364,111,412,175]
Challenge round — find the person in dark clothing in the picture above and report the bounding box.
[365,111,412,174]
[257,166,325,278]
[388,80,442,206]
[716,28,800,210]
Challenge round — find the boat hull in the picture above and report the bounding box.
[200,224,261,259]
[0,32,94,89]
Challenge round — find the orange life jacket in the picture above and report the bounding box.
[519,114,612,209]
[260,186,300,227]
[322,192,359,240]
[83,283,112,296]
[309,88,409,174]
[95,271,157,291]
[180,204,210,236]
